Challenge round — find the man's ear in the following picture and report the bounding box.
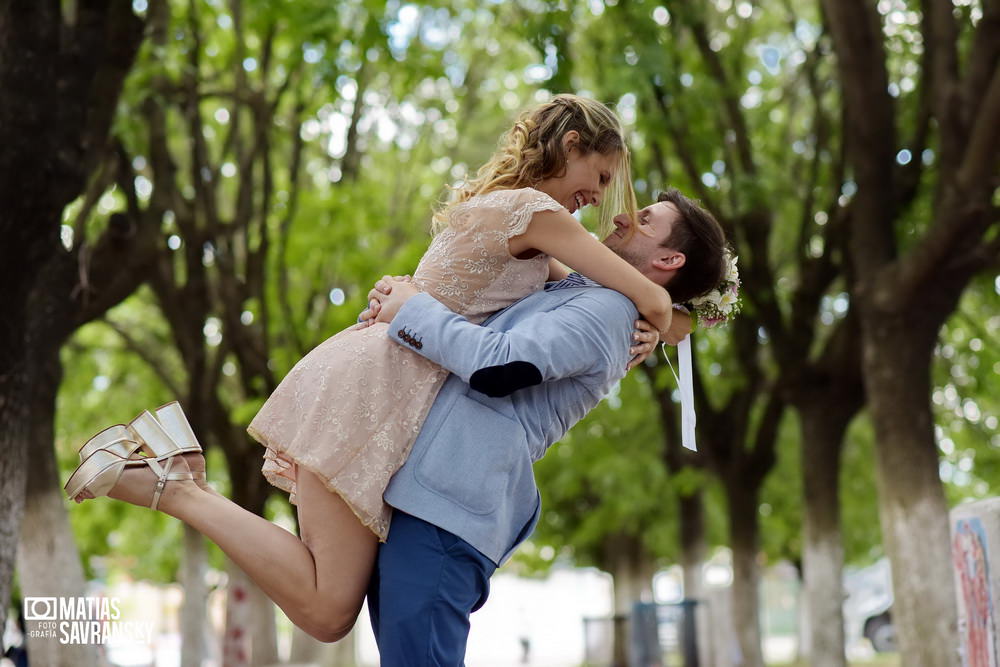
[652,250,685,272]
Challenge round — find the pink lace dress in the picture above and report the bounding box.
[247,188,565,539]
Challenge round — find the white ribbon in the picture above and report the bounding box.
[662,335,697,451]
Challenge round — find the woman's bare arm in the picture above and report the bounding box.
[547,257,571,282]
[509,209,672,334]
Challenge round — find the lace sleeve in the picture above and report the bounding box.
[501,188,566,238]
[451,187,565,239]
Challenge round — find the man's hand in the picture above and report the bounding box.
[626,319,660,371]
[625,311,692,370]
[365,275,419,324]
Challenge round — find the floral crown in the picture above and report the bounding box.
[686,248,741,327]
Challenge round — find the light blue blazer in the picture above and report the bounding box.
[382,282,638,565]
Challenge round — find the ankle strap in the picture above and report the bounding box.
[148,457,196,511]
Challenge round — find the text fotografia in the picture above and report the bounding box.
[23,597,154,645]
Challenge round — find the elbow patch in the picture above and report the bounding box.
[470,361,543,397]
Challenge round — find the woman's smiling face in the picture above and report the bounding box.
[535,132,618,214]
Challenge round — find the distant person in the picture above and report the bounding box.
[3,606,28,667]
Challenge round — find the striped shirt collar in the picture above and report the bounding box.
[544,272,601,291]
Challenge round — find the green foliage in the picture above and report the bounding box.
[53,0,995,591]
[839,415,886,566]
[530,372,679,568]
[60,292,188,582]
[934,275,1000,504]
[758,413,803,564]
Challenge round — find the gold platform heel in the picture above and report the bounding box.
[78,407,201,462]
[78,424,144,462]
[75,403,207,485]
[152,401,203,454]
[128,409,202,459]
[64,449,195,510]
[65,450,141,500]
[151,402,209,488]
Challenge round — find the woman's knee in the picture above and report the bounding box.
[308,619,356,644]
[301,605,359,643]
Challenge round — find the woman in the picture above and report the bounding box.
[66,94,671,641]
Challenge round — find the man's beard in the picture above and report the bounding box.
[608,242,644,270]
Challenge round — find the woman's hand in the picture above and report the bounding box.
[641,289,674,339]
[662,309,693,345]
[627,319,660,371]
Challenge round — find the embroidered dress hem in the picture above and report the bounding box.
[248,423,394,541]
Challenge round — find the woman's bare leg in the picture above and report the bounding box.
[94,454,378,642]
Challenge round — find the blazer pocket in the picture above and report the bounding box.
[414,394,526,515]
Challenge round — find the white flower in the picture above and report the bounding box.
[689,250,741,327]
[726,268,739,284]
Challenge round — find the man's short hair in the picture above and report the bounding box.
[657,188,728,304]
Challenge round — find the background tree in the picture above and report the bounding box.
[5,1,995,665]
[580,1,857,662]
[0,6,147,665]
[820,0,998,663]
[50,0,565,662]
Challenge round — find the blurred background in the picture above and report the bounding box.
[1,0,996,665]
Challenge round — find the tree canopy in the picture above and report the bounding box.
[2,0,995,664]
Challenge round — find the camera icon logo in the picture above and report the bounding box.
[24,597,58,621]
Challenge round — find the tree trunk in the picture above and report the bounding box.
[0,8,57,635]
[223,561,254,667]
[798,399,854,667]
[0,0,144,638]
[289,624,358,666]
[289,624,321,663]
[865,318,958,666]
[181,524,210,667]
[219,446,278,666]
[820,0,991,657]
[726,482,764,667]
[223,558,280,667]
[16,354,103,667]
[0,366,28,641]
[325,629,358,667]
[602,534,656,667]
[250,579,279,667]
[679,491,712,667]
[679,492,707,601]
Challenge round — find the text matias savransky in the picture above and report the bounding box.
[24,596,154,645]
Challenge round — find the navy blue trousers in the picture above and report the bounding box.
[367,511,497,666]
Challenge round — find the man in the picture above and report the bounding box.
[365,189,726,664]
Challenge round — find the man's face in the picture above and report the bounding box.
[603,201,678,276]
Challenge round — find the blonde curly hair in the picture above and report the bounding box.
[432,94,636,238]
